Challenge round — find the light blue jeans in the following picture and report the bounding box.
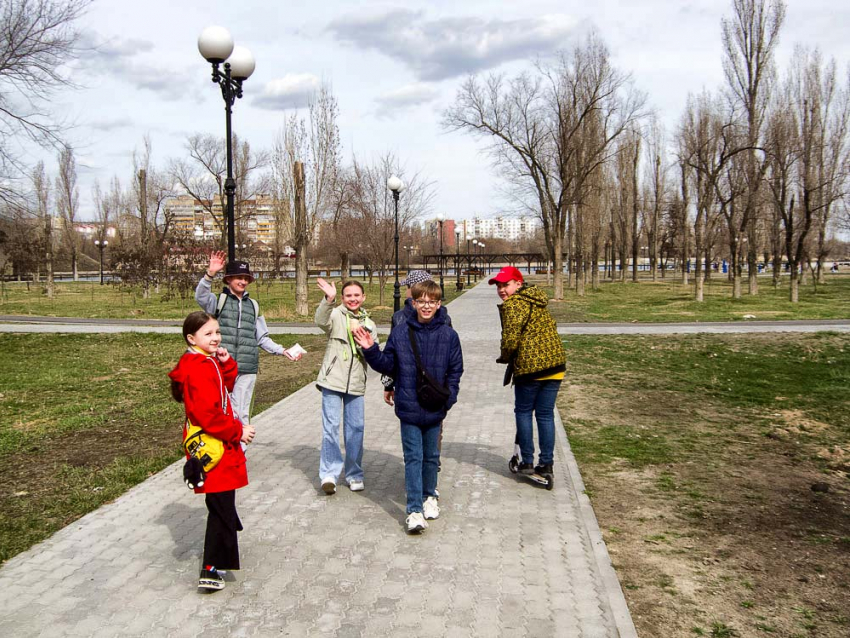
[319,388,365,483]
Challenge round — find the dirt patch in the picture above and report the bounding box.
[560,334,850,638]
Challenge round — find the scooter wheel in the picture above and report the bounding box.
[544,474,554,491]
[508,455,520,474]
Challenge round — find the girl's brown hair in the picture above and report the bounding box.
[341,279,365,294]
[171,311,216,403]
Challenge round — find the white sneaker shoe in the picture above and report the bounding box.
[423,496,440,520]
[406,512,428,533]
[348,479,365,492]
[321,477,336,495]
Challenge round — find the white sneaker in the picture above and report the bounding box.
[423,496,440,520]
[348,479,365,492]
[406,512,428,533]
[321,477,336,495]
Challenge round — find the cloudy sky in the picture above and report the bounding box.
[34,0,850,221]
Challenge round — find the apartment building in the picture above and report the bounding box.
[456,216,540,242]
[165,193,282,244]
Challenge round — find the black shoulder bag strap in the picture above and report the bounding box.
[408,325,426,375]
[408,325,451,402]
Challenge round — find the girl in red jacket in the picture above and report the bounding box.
[169,311,256,590]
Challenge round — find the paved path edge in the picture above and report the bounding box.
[555,408,639,638]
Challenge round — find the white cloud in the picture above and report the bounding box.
[253,73,321,110]
[375,83,440,114]
[328,10,580,80]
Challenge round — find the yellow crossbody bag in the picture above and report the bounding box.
[183,419,224,472]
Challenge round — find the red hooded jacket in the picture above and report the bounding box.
[168,350,248,493]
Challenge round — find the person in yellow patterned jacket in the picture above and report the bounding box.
[490,266,566,486]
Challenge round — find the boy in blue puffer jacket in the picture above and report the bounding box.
[352,280,463,534]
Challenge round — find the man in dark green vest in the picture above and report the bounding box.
[195,251,301,429]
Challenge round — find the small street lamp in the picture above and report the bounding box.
[479,242,486,276]
[472,239,479,281]
[466,236,475,286]
[387,174,404,312]
[94,239,108,285]
[436,213,445,295]
[198,25,256,264]
[404,245,412,270]
[455,229,461,286]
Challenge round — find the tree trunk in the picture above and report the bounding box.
[553,232,564,299]
[747,231,758,295]
[340,252,350,280]
[790,266,799,303]
[293,161,309,316]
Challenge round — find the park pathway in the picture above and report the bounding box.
[0,282,635,638]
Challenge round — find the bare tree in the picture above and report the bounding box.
[348,153,433,305]
[0,0,90,200]
[643,117,668,281]
[721,0,786,295]
[271,83,342,314]
[31,160,53,295]
[766,48,850,301]
[445,32,644,299]
[55,143,79,280]
[679,92,745,301]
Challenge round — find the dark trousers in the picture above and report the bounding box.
[203,490,243,570]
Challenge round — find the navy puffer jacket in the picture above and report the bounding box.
[362,304,463,426]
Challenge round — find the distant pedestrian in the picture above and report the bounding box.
[353,280,463,533]
[195,251,301,430]
[169,311,255,591]
[314,278,378,495]
[490,267,566,489]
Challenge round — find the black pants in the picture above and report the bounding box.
[203,490,243,570]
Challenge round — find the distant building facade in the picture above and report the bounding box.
[456,216,541,242]
[165,194,285,245]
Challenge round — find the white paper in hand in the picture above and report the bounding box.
[287,343,307,357]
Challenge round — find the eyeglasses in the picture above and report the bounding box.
[414,299,440,308]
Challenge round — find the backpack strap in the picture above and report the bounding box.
[215,292,227,318]
[216,292,260,319]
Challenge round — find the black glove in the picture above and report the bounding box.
[183,457,206,489]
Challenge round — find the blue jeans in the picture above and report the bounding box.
[514,379,562,466]
[399,421,441,514]
[319,388,365,482]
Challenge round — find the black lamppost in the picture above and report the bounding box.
[466,236,475,286]
[94,239,108,285]
[479,242,486,276]
[387,174,404,312]
[198,26,256,264]
[436,213,445,295]
[404,245,412,270]
[455,229,461,286]
[472,239,479,281]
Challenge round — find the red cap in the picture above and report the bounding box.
[488,266,524,285]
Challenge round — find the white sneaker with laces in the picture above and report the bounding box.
[348,479,365,492]
[406,512,428,533]
[321,477,336,494]
[423,496,440,520]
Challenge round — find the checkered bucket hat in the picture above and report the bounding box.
[400,270,433,287]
